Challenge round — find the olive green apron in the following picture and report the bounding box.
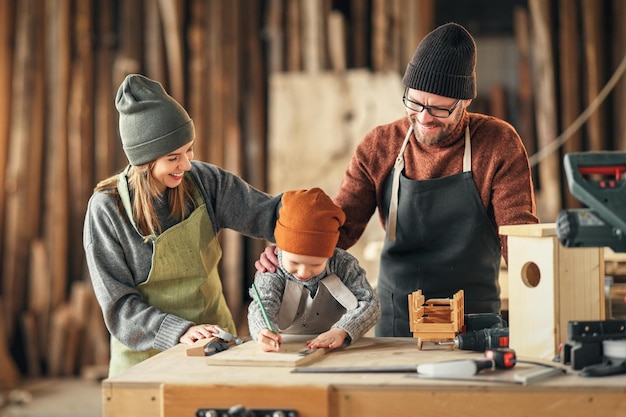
[109,169,235,377]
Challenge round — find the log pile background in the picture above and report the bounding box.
[0,0,625,387]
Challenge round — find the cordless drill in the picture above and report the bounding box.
[440,327,510,351]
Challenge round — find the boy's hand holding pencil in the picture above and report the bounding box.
[257,328,282,352]
[252,283,282,352]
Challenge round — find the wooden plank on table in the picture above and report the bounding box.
[528,0,561,221]
[559,0,582,209]
[204,335,327,367]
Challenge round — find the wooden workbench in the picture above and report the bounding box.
[102,337,626,417]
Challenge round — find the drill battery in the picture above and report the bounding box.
[438,313,509,351]
[452,327,510,351]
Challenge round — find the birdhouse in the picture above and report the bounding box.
[500,223,605,360]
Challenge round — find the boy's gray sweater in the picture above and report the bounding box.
[248,248,381,343]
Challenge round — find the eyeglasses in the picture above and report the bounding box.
[402,89,461,118]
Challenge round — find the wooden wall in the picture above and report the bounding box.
[0,0,625,384]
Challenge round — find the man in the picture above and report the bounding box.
[259,22,539,337]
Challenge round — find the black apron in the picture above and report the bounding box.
[376,126,501,337]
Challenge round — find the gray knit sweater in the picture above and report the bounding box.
[248,248,381,343]
[83,161,281,352]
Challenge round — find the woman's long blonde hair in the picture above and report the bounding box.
[95,163,195,237]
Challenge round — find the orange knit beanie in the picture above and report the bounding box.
[274,188,346,258]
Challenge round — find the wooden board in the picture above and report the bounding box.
[205,335,327,367]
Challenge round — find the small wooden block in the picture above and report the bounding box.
[186,337,219,357]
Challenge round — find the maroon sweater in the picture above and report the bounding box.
[334,111,539,263]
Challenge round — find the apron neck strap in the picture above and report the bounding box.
[462,126,471,172]
[387,126,413,242]
[387,125,471,242]
[117,165,152,239]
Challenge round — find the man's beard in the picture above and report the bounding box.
[408,111,462,146]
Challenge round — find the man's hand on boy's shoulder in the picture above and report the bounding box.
[255,245,279,273]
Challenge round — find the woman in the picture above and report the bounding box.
[83,74,281,377]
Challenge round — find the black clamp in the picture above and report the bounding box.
[196,405,298,417]
[560,320,626,376]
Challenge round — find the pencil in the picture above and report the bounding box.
[252,282,274,333]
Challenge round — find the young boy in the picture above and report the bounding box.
[248,188,381,352]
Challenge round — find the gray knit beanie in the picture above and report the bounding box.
[116,74,195,166]
[402,22,476,99]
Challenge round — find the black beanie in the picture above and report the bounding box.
[402,22,476,99]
